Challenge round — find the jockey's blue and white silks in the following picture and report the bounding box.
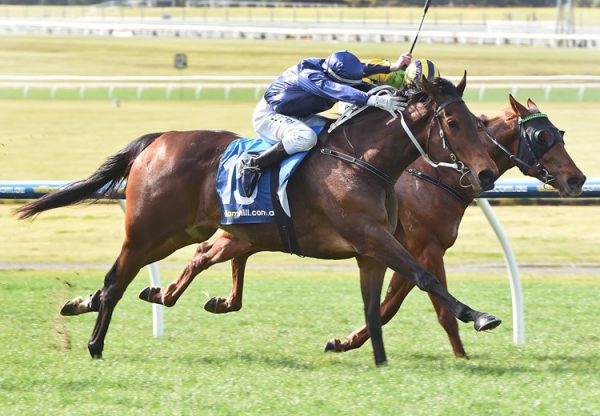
[263,58,390,118]
[216,124,326,225]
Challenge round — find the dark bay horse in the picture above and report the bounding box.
[17,75,500,366]
[162,95,585,359]
[325,95,586,357]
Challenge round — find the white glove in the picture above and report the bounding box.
[367,94,401,113]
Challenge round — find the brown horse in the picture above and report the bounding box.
[156,95,585,359]
[17,75,500,366]
[325,95,586,357]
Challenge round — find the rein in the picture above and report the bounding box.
[399,96,467,173]
[321,148,396,185]
[407,168,471,205]
[323,87,470,186]
[410,111,562,202]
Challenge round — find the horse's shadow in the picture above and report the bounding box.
[453,353,596,376]
[170,350,373,371]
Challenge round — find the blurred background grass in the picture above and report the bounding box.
[2,36,600,76]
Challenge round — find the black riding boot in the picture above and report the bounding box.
[240,141,289,197]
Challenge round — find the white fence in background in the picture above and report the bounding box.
[0,17,598,47]
[2,75,600,101]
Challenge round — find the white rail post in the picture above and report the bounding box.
[118,199,163,337]
[476,198,525,346]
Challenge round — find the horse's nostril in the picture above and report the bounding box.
[478,170,497,191]
[567,175,585,189]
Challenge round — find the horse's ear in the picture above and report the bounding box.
[527,98,541,112]
[457,70,467,97]
[509,94,529,117]
[420,75,435,97]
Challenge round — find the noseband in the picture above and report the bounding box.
[323,87,472,186]
[478,112,564,184]
[399,95,469,176]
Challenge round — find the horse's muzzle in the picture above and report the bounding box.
[478,169,497,192]
[560,174,586,197]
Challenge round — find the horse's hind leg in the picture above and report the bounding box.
[204,253,251,314]
[140,233,254,308]
[87,231,203,358]
[88,240,149,358]
[61,289,101,316]
[60,235,196,317]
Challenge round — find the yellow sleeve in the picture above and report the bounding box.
[361,58,392,85]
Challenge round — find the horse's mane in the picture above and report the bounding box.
[405,77,459,108]
[328,77,461,134]
[478,107,518,130]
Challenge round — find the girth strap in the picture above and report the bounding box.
[321,148,396,186]
[269,163,303,256]
[407,168,471,205]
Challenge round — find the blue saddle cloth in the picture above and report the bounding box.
[217,125,325,225]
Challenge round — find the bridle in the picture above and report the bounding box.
[403,95,472,183]
[408,110,566,204]
[478,112,564,185]
[324,86,473,186]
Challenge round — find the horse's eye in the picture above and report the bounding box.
[448,119,458,128]
[534,130,549,145]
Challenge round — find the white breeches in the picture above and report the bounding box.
[252,99,318,155]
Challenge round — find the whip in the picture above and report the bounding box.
[409,0,432,54]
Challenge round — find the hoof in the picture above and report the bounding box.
[324,339,344,353]
[474,313,502,332]
[139,286,151,302]
[60,297,82,316]
[88,343,103,359]
[60,296,88,316]
[203,297,219,313]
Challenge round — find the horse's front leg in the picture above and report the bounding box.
[420,252,468,359]
[358,231,501,332]
[356,255,387,366]
[325,270,414,353]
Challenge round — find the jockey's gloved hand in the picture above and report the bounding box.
[367,94,402,113]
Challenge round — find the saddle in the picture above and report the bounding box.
[216,121,327,255]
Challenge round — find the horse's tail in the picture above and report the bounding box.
[16,132,163,219]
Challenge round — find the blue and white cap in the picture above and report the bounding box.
[322,50,363,85]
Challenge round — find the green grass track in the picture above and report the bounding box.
[0,269,598,415]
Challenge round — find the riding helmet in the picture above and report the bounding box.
[404,59,441,88]
[322,50,363,85]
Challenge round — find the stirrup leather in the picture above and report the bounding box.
[239,158,262,197]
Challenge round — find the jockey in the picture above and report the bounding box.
[337,57,440,119]
[402,58,441,90]
[240,50,412,197]
[363,58,441,91]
